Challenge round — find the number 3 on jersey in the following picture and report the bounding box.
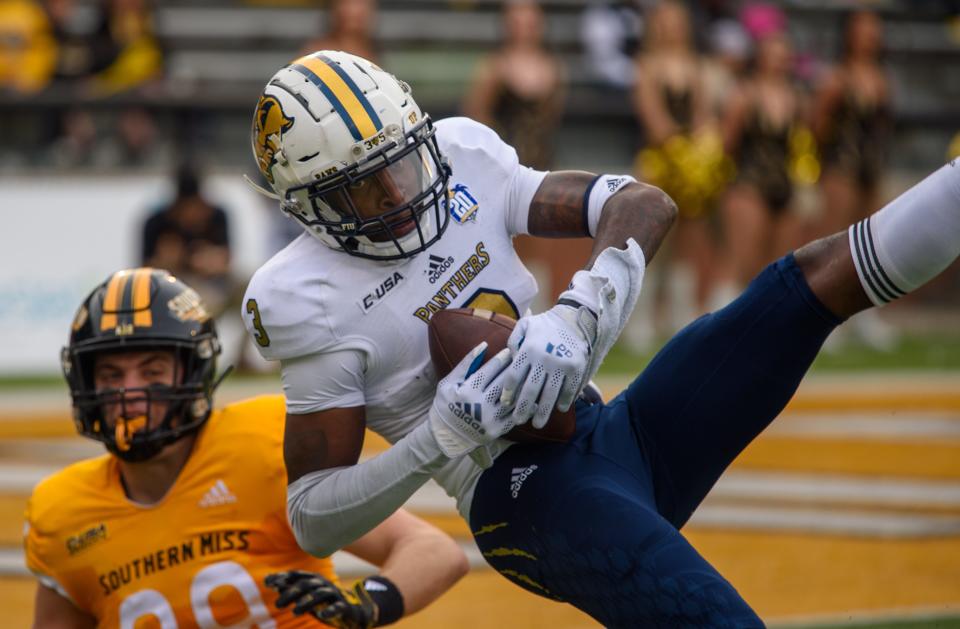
[245,299,270,347]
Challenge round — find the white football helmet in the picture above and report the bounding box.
[250,50,451,260]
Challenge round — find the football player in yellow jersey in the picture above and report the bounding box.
[24,268,468,628]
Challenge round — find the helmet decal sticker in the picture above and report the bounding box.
[254,94,295,183]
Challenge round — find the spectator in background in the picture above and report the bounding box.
[300,0,379,63]
[142,163,232,315]
[702,17,751,119]
[96,105,171,168]
[463,0,569,304]
[0,0,57,94]
[45,107,98,168]
[45,0,162,92]
[88,0,163,95]
[463,0,565,172]
[811,9,891,238]
[720,29,810,288]
[632,0,727,327]
[580,0,643,92]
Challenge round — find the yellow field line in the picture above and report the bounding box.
[685,528,960,620]
[733,437,960,479]
[0,495,25,546]
[785,392,960,412]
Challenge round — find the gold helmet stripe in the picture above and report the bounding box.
[99,270,131,331]
[132,268,153,328]
[290,54,382,142]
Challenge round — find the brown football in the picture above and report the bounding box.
[427,307,575,444]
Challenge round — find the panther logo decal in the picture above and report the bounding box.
[253,95,294,184]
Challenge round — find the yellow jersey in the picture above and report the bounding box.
[24,395,336,628]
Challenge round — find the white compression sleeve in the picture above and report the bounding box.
[849,162,960,306]
[286,421,449,557]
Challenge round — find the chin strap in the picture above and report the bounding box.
[242,173,281,200]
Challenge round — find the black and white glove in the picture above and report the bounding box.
[266,570,404,628]
[428,341,517,465]
[499,301,597,428]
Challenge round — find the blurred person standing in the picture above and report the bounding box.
[301,0,379,64]
[95,106,172,168]
[141,163,232,316]
[87,0,163,95]
[720,29,812,288]
[463,0,570,304]
[44,0,161,92]
[0,0,57,94]
[632,0,727,328]
[580,0,642,93]
[811,9,891,238]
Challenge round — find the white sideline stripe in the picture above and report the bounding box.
[2,463,960,512]
[769,604,960,627]
[769,413,960,440]
[688,505,960,537]
[708,471,960,507]
[0,542,490,579]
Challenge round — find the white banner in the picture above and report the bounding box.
[0,173,285,374]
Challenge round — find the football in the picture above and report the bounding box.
[427,308,576,444]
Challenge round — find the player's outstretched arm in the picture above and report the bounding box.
[267,509,467,628]
[284,345,515,557]
[32,583,96,629]
[501,171,678,424]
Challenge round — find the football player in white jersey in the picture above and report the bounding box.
[244,51,960,627]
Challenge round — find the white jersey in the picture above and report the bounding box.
[242,118,547,513]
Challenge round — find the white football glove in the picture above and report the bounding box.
[428,342,517,465]
[499,303,597,429]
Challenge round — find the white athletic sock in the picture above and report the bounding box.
[849,161,960,306]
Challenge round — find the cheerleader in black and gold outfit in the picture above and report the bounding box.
[720,32,816,287]
[633,0,728,319]
[812,9,892,237]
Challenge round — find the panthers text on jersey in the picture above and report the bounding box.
[24,395,336,628]
[242,118,546,516]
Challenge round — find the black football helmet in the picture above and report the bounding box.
[62,268,221,462]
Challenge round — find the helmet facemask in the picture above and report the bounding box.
[283,117,451,261]
[63,335,219,462]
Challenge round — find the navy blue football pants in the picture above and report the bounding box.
[470,254,842,628]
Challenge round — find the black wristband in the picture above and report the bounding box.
[556,297,598,321]
[363,575,404,626]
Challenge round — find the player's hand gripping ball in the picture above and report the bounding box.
[428,308,576,443]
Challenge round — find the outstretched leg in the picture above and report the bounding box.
[623,162,960,527]
[798,161,960,320]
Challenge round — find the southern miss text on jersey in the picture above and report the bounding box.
[24,396,336,628]
[242,118,547,515]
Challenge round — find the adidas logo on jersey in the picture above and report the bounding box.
[448,402,484,434]
[424,254,454,284]
[198,479,237,508]
[510,465,538,499]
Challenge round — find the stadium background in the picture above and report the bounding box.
[1,0,958,627]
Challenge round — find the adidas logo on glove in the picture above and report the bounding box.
[448,402,484,434]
